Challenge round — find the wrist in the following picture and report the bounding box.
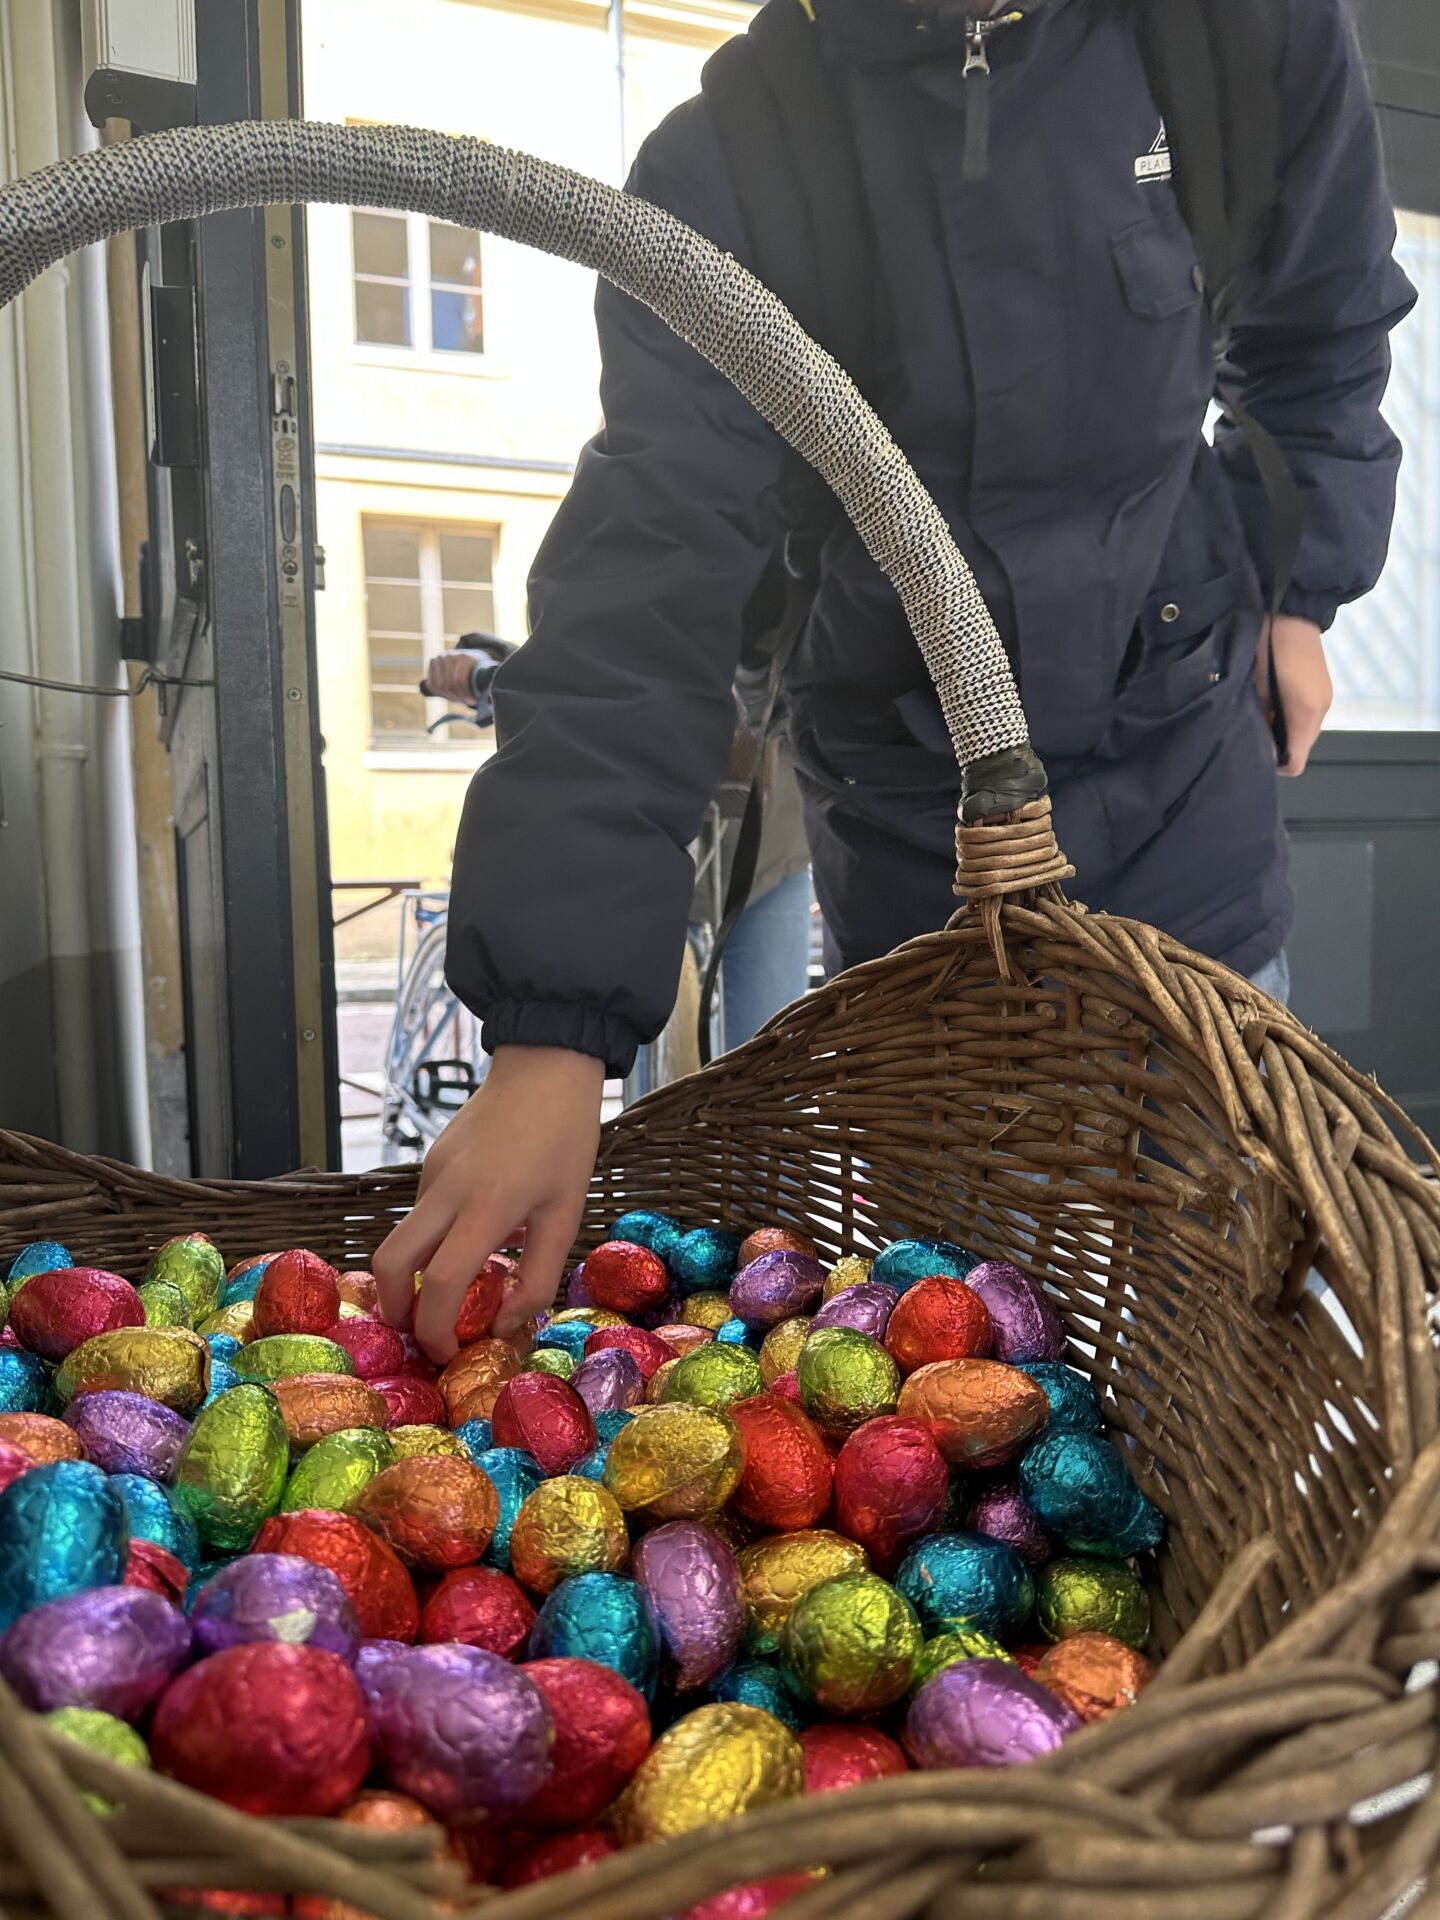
[489,1045,606,1094]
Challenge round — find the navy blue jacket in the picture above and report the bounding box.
[448,0,1415,1075]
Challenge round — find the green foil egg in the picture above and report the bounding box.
[661,1342,764,1411]
[1036,1555,1151,1650]
[143,1234,225,1321]
[796,1328,900,1436]
[781,1571,920,1716]
[46,1707,151,1815]
[281,1426,395,1513]
[171,1381,288,1551]
[137,1279,192,1329]
[232,1335,355,1384]
[911,1626,1014,1691]
[523,1347,577,1381]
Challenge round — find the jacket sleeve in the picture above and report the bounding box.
[444,103,786,1077]
[1213,0,1417,630]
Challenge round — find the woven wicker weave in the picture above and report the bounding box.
[0,120,1438,1920]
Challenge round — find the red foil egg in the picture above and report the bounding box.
[0,1438,36,1495]
[832,1417,949,1571]
[801,1723,909,1794]
[584,1325,673,1380]
[357,1456,499,1571]
[490,1374,597,1476]
[11,1268,144,1364]
[252,1250,342,1340]
[684,1876,817,1920]
[518,1657,652,1828]
[438,1341,521,1426]
[125,1537,191,1606]
[152,1643,370,1815]
[1010,1644,1047,1677]
[770,1372,802,1405]
[729,1395,834,1530]
[169,1894,286,1916]
[455,1258,513,1345]
[253,1509,420,1642]
[325,1318,405,1381]
[373,1374,449,1430]
[420,1566,536,1661]
[501,1830,618,1889]
[884,1278,992,1375]
[0,1414,84,1465]
[582,1242,671,1316]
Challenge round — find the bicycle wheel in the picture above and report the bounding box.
[380,918,488,1163]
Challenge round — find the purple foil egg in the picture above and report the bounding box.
[63,1392,191,1483]
[571,1348,645,1415]
[728,1252,827,1331]
[0,1585,191,1721]
[907,1657,1081,1769]
[565,1264,597,1311]
[190,1553,362,1661]
[631,1520,743,1691]
[812,1281,901,1342]
[364,1642,554,1817]
[967,1263,1067,1365]
[354,1638,412,1704]
[966,1481,1057,1571]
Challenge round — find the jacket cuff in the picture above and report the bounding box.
[478,998,644,1079]
[1278,590,1340,633]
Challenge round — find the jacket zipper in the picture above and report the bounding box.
[962,12,1023,182]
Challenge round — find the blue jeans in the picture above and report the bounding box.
[721,869,813,1049]
[1248,950,1292,1006]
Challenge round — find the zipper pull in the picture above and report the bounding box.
[963,19,993,179]
[963,22,992,77]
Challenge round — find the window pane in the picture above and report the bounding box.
[353,211,410,279]
[355,280,410,347]
[430,289,484,355]
[429,222,481,287]
[369,662,424,688]
[362,523,421,579]
[442,587,496,638]
[438,531,494,583]
[364,582,423,634]
[371,690,429,738]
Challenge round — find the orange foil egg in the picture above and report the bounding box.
[252,1250,342,1340]
[293,1790,466,1920]
[738,1227,819,1266]
[1035,1631,1154,1722]
[728,1396,833,1531]
[0,1413,83,1465]
[336,1272,378,1313]
[897,1358,1050,1469]
[439,1340,521,1427]
[356,1455,499,1570]
[271,1374,390,1450]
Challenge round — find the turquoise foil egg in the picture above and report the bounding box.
[0,1461,128,1629]
[895,1531,1035,1637]
[474,1447,545,1571]
[610,1210,685,1268]
[529,1571,659,1698]
[714,1318,755,1347]
[6,1242,72,1288]
[1014,1363,1103,1436]
[1019,1432,1165,1558]
[0,1350,55,1415]
[711,1657,804,1731]
[535,1321,595,1364]
[217,1258,270,1309]
[110,1474,200,1575]
[206,1334,243,1365]
[593,1409,635,1445]
[200,1360,241,1407]
[453,1418,493,1461]
[871,1239,977,1294]
[571,1441,611,1483]
[671,1228,742,1296]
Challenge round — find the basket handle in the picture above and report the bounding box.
[0,119,1069,897]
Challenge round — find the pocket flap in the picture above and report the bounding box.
[1111,217,1205,321]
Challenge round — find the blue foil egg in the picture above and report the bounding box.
[453,1419,493,1462]
[200,1360,241,1407]
[711,1657,804,1731]
[871,1239,977,1294]
[473,1446,545,1571]
[529,1571,659,1697]
[671,1228,743,1296]
[895,1531,1035,1637]
[110,1474,200,1575]
[593,1409,635,1445]
[535,1320,595,1364]
[6,1242,72,1288]
[714,1318,756,1348]
[0,1349,55,1415]
[1019,1432,1165,1557]
[1015,1363,1103,1436]
[217,1260,269,1310]
[571,1444,610,1483]
[206,1334,243,1365]
[610,1210,686,1268]
[0,1460,128,1629]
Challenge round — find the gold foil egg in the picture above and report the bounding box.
[439,1339,521,1425]
[737,1529,869,1655]
[508,1475,630,1595]
[897,1358,1050,1468]
[602,1403,743,1522]
[270,1373,389,1451]
[56,1327,210,1414]
[823,1256,874,1302]
[197,1301,256,1344]
[386,1425,467,1461]
[679,1293,732,1332]
[646,1358,680,1404]
[759,1317,812,1384]
[551,1307,628,1329]
[620,1703,803,1845]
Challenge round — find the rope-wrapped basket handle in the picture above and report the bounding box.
[0,118,1068,912]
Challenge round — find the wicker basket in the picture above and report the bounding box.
[2,120,1440,1920]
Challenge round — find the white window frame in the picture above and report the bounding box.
[350,210,497,375]
[363,518,500,751]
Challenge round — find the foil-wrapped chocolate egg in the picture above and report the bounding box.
[438,1340,520,1426]
[1011,1644,1047,1677]
[871,1239,975,1294]
[0,1459,128,1628]
[895,1532,1035,1636]
[633,1520,742,1691]
[728,1252,826,1331]
[219,1257,272,1308]
[200,1361,240,1407]
[254,1509,418,1642]
[796,1329,899,1437]
[452,1417,492,1460]
[356,1456,499,1570]
[647,1357,680,1402]
[252,1251,341,1340]
[621,1702,802,1844]
[205,1334,242,1365]
[529,1572,659,1697]
[584,1242,672,1315]
[373,1374,448,1430]
[271,1374,388,1452]
[386,1424,465,1461]
[729,1396,833,1531]
[1014,1361,1103,1434]
[46,1706,151,1813]
[610,1209,686,1266]
[335,1270,377,1312]
[884,1278,992,1374]
[0,1585,191,1719]
[662,1342,763,1411]
[966,1262,1067,1364]
[739,1226,819,1266]
[191,1553,361,1660]
[1035,1630,1153,1721]
[1035,1555,1150,1649]
[811,1281,899,1342]
[292,1790,468,1920]
[584,1325,673,1380]
[715,1319,753,1348]
[782,1571,920,1716]
[800,1722,908,1793]
[553,1305,626,1330]
[965,1480,1056,1571]
[124,1537,189,1606]
[602,1404,743,1522]
[710,1655,802,1730]
[509,1476,629,1595]
[57,1327,210,1413]
[171,1383,288,1552]
[906,1657,1080,1768]
[0,1412,80,1464]
[0,1438,35,1496]
[325,1318,405,1381]
[491,1373,596,1476]
[197,1302,255,1344]
[111,1473,200,1573]
[832,1417,949,1570]
[822,1256,873,1302]
[136,1279,192,1328]
[233,1335,354,1385]
[572,1347,645,1416]
[6,1240,72,1287]
[672,1228,743,1296]
[0,1349,53,1415]
[281,1427,394,1514]
[502,1828,617,1889]
[911,1626,1013,1691]
[143,1235,226,1321]
[680,1292,733,1331]
[536,1319,597,1365]
[10,1267,143,1364]
[469,1445,544,1571]
[1019,1432,1164,1557]
[897,1358,1049,1468]
[595,1408,635,1443]
[519,1656,652,1826]
[153,1642,370,1814]
[454,1257,511,1345]
[683,1874,819,1920]
[523,1347,577,1381]
[366,1642,553,1816]
[420,1565,535,1659]
[757,1319,810,1385]
[737,1530,868,1655]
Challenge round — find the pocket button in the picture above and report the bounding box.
[1160,602,1181,624]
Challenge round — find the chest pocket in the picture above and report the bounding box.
[1111,214,1206,321]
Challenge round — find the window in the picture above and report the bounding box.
[363,520,497,743]
[351,213,485,356]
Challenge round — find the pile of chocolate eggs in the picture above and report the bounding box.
[0,1221,1164,1913]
